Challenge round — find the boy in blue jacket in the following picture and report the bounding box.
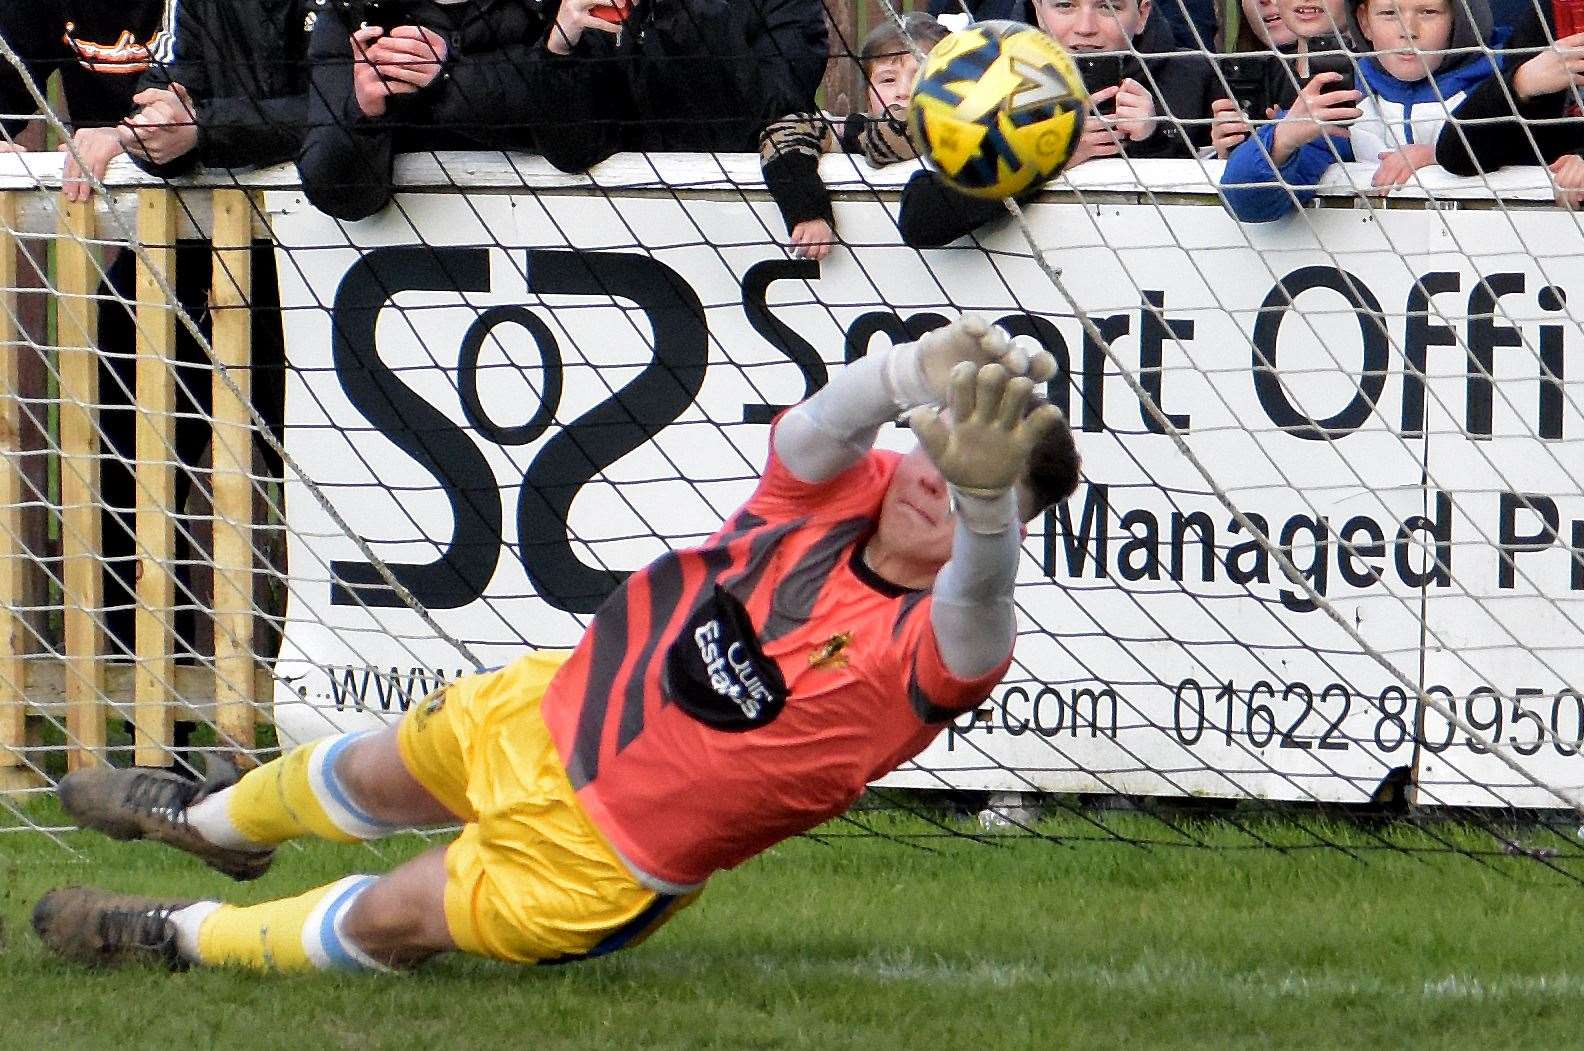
[1220,0,1498,221]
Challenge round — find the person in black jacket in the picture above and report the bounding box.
[298,0,827,219]
[0,0,172,200]
[529,0,830,174]
[1435,2,1584,206]
[118,0,313,174]
[86,0,298,658]
[898,3,1220,248]
[298,0,558,221]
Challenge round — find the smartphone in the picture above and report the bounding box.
[358,0,412,32]
[591,1,632,24]
[1304,49,1357,96]
[1217,54,1271,118]
[1075,54,1126,100]
[1555,0,1584,37]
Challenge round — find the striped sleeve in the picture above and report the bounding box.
[148,0,180,67]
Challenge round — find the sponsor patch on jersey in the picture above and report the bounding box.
[664,585,787,731]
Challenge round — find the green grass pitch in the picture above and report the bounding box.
[3,804,1583,1050]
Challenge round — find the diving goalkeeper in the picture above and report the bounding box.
[35,316,1079,973]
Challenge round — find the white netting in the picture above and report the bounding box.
[3,1,1584,867]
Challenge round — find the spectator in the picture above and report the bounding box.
[298,0,557,221]
[1220,0,1499,222]
[898,2,1220,248]
[96,0,297,657]
[1209,0,1352,158]
[0,0,172,200]
[759,13,948,261]
[299,0,828,220]
[1037,0,1222,162]
[117,0,313,175]
[529,0,830,174]
[0,1,178,654]
[1435,2,1584,206]
[927,0,1218,45]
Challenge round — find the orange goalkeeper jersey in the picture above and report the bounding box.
[541,442,1010,888]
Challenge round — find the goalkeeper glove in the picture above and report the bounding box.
[910,361,1065,499]
[886,314,1057,409]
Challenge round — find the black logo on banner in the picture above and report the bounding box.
[665,586,787,731]
[329,246,708,614]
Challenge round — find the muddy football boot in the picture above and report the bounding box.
[33,887,195,970]
[57,764,274,881]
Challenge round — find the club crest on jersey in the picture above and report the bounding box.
[808,632,853,670]
[665,585,788,731]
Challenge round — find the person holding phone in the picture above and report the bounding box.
[1209,0,1352,158]
[897,1,1221,248]
[1034,0,1222,164]
[1220,0,1499,221]
[297,0,558,221]
[1435,1,1584,208]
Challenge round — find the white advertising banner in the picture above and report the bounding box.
[266,185,1584,808]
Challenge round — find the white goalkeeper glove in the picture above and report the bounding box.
[886,314,1057,410]
[910,361,1065,503]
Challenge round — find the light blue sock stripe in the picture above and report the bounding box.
[318,875,379,971]
[319,732,399,833]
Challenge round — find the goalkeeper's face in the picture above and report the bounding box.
[876,446,1036,574]
[877,447,957,569]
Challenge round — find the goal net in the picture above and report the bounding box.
[3,0,1584,867]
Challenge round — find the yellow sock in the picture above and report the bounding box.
[224,733,394,846]
[188,876,388,972]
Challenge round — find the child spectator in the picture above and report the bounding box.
[898,1,1220,248]
[759,13,948,261]
[1220,0,1498,221]
[1209,0,1352,158]
[927,0,1218,48]
[1034,0,1222,163]
[299,0,828,219]
[1435,2,1584,207]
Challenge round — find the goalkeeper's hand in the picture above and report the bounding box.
[889,314,1057,409]
[910,361,1065,496]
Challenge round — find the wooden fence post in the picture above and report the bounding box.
[56,198,106,771]
[210,189,256,758]
[822,0,865,115]
[134,189,178,767]
[0,191,39,790]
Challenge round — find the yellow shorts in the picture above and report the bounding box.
[395,651,699,964]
